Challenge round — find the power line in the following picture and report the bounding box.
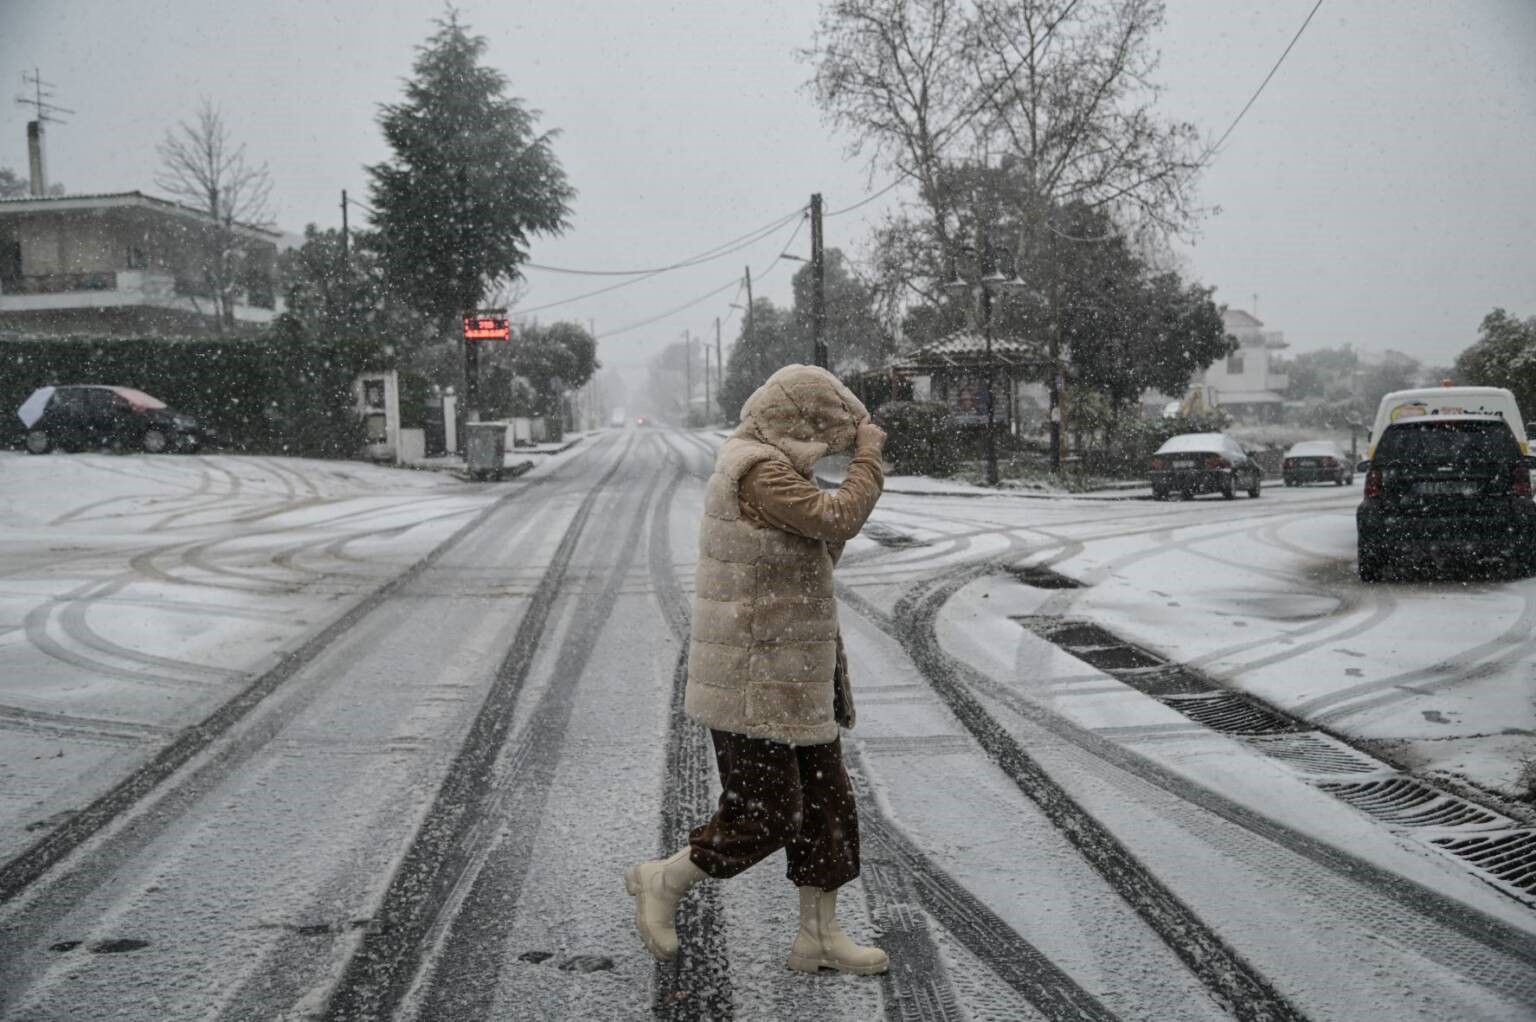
[525,206,804,276]
[1203,0,1325,163]
[825,178,903,218]
[597,214,809,341]
[521,210,804,316]
[596,278,741,339]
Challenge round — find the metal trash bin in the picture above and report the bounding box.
[465,422,507,481]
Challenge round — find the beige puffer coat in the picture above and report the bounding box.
[684,365,881,746]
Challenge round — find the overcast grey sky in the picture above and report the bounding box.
[3,0,1533,373]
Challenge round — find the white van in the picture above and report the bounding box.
[1366,386,1528,460]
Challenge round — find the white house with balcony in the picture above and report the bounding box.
[1196,309,1290,422]
[0,191,284,337]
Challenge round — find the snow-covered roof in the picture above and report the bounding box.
[892,330,1042,371]
[1216,389,1285,405]
[1156,432,1231,454]
[1285,440,1345,457]
[0,190,281,239]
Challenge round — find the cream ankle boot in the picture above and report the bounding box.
[624,848,706,962]
[786,885,889,975]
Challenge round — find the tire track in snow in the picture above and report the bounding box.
[845,567,1536,1007]
[0,447,598,910]
[319,437,633,1021]
[644,458,734,1022]
[400,451,666,1021]
[851,568,1309,1022]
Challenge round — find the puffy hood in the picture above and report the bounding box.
[733,364,869,475]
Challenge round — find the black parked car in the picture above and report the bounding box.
[1282,440,1353,486]
[1149,432,1263,500]
[17,385,212,455]
[1356,415,1536,581]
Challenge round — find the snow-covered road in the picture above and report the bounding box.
[0,433,1533,1021]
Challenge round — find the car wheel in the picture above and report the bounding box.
[1181,486,1195,501]
[1358,546,1385,582]
[1248,474,1262,498]
[1151,486,1167,500]
[1220,477,1236,500]
[142,428,170,454]
[1335,473,1345,486]
[24,429,52,454]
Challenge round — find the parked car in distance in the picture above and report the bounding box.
[18,385,211,455]
[1283,440,1353,486]
[1356,414,1536,582]
[1149,432,1263,500]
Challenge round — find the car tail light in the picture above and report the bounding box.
[1204,456,1229,469]
[1513,464,1532,498]
[1150,457,1165,470]
[1283,458,1295,468]
[1364,467,1383,498]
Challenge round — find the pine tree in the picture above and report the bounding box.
[367,9,574,332]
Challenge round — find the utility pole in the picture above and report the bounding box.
[744,265,757,381]
[684,329,693,421]
[714,316,723,400]
[704,346,711,423]
[340,189,349,269]
[810,193,827,369]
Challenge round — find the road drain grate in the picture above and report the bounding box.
[1161,692,1299,735]
[1316,778,1512,829]
[1010,608,1532,904]
[1240,733,1386,775]
[1430,831,1536,899]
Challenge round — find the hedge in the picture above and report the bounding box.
[0,333,373,458]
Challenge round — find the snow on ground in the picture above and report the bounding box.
[0,450,500,861]
[866,482,1536,801]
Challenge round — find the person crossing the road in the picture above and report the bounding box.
[625,363,890,976]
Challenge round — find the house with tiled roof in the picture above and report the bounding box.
[0,191,285,337]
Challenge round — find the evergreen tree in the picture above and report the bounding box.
[367,9,574,332]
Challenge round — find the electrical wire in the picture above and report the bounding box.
[824,178,903,218]
[598,214,808,340]
[1202,0,1325,163]
[595,278,742,339]
[525,205,804,276]
[522,209,805,317]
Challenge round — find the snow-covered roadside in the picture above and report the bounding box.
[932,574,1536,923]
[0,452,500,861]
[1037,505,1536,800]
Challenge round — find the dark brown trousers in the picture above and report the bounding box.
[688,729,860,890]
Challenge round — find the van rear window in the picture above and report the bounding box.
[1375,420,1519,463]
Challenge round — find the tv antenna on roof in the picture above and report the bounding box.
[16,69,73,124]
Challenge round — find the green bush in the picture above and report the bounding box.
[875,400,959,476]
[0,332,373,458]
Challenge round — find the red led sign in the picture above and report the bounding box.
[463,309,510,341]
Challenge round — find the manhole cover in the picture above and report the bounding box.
[518,950,555,964]
[1160,693,1297,735]
[48,941,82,953]
[1316,777,1510,829]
